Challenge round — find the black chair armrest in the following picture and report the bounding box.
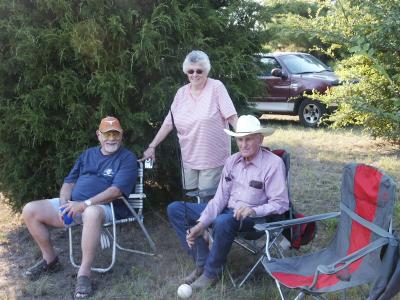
[254,212,340,232]
[185,188,218,204]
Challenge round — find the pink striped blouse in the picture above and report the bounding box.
[163,78,237,170]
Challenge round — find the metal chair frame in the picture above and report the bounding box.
[69,162,156,273]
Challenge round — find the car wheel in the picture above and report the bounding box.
[298,99,326,128]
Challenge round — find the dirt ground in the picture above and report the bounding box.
[1,116,399,299]
[1,201,284,300]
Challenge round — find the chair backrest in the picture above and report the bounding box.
[337,163,396,249]
[270,148,318,249]
[127,162,146,212]
[134,162,144,194]
[271,149,291,199]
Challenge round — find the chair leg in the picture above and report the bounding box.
[225,266,237,288]
[357,285,369,298]
[69,226,115,273]
[69,205,117,273]
[104,227,155,256]
[229,229,284,288]
[122,198,157,252]
[90,204,117,273]
[237,255,264,288]
[129,208,157,252]
[340,289,347,300]
[294,292,305,300]
[276,280,287,300]
[69,227,80,269]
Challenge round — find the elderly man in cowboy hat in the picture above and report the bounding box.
[22,116,137,299]
[167,115,289,290]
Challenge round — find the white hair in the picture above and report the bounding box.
[182,50,211,74]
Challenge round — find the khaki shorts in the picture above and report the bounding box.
[182,166,224,191]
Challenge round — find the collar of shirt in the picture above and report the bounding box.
[235,148,264,170]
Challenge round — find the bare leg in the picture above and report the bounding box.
[77,206,105,277]
[22,200,64,263]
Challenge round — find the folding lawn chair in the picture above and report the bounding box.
[69,161,157,273]
[255,163,397,300]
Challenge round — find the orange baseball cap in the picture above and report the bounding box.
[99,116,123,133]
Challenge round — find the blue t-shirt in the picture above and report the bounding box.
[64,146,137,219]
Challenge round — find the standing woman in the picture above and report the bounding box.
[141,50,238,191]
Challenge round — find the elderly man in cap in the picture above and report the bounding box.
[167,115,289,290]
[22,116,137,298]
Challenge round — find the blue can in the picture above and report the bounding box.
[59,207,74,226]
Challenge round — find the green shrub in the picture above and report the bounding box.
[0,0,267,211]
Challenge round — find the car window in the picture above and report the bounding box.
[280,54,330,74]
[259,57,281,76]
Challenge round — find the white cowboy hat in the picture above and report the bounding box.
[224,115,275,137]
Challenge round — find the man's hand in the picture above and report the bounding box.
[60,201,87,218]
[233,206,256,221]
[59,198,69,207]
[186,223,206,248]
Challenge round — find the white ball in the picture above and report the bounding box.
[177,283,192,299]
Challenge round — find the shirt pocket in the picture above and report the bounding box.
[223,175,234,194]
[247,180,265,204]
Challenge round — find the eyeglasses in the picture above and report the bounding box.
[100,131,122,139]
[187,69,203,75]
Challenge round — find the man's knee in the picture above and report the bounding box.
[82,206,104,225]
[22,201,41,221]
[167,201,184,220]
[212,214,237,234]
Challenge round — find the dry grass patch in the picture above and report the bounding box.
[263,122,399,215]
[0,119,399,299]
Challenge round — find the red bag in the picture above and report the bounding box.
[287,208,317,250]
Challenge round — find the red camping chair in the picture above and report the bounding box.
[255,163,397,299]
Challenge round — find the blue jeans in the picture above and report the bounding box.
[167,201,257,278]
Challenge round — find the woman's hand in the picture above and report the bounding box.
[139,146,156,162]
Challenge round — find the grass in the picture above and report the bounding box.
[0,115,399,300]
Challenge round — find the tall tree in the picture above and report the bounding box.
[0,0,268,210]
[261,0,324,55]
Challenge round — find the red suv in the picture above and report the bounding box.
[251,52,340,127]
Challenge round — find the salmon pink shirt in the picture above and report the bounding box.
[163,78,237,170]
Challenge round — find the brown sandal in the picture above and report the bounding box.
[74,276,92,299]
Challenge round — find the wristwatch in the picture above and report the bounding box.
[84,199,92,207]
